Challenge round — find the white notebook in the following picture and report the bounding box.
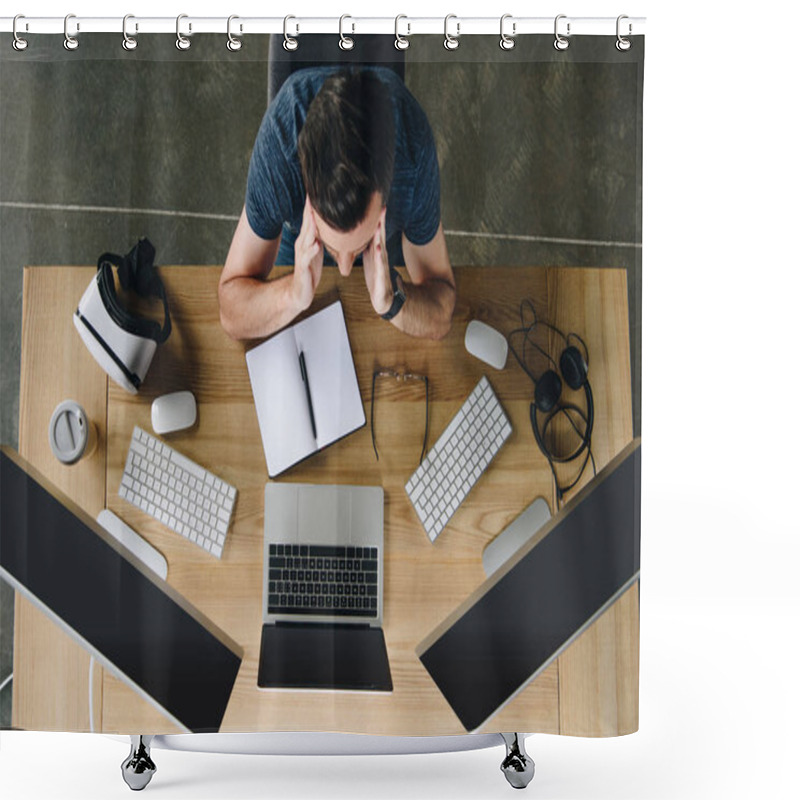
[246,300,365,478]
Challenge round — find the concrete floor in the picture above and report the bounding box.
[0,33,643,728]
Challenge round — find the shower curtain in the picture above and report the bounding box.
[0,24,644,741]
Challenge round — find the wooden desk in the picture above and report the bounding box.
[13,266,637,736]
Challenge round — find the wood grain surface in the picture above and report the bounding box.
[15,265,635,736]
[14,267,108,732]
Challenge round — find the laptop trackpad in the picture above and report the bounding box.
[258,623,393,692]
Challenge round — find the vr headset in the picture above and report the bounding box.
[73,238,171,394]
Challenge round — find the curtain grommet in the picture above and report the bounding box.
[444,14,460,51]
[339,15,355,51]
[616,15,632,51]
[175,14,191,51]
[500,14,516,50]
[63,14,79,51]
[122,14,138,51]
[227,15,242,52]
[554,14,570,51]
[12,15,29,51]
[283,15,299,51]
[395,15,410,50]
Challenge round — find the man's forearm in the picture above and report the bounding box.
[219,273,302,340]
[389,277,456,340]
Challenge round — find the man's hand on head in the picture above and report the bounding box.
[362,209,394,317]
[292,196,324,312]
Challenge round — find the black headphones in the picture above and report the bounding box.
[509,300,595,506]
[96,237,171,344]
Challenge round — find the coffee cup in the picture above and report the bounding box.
[48,400,98,465]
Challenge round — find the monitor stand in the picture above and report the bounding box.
[481,497,552,578]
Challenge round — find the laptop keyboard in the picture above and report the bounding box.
[267,544,379,617]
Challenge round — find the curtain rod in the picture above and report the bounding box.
[1,15,646,39]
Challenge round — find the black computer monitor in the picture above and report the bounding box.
[0,447,242,733]
[417,439,641,732]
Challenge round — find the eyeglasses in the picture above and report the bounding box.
[370,368,429,466]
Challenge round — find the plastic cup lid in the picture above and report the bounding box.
[49,400,89,464]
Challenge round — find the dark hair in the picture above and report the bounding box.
[298,69,396,232]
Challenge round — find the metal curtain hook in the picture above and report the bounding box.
[554,14,570,51]
[63,14,79,51]
[444,14,460,51]
[395,15,410,50]
[12,14,28,51]
[122,14,137,51]
[339,15,354,50]
[283,15,298,51]
[616,14,632,51]
[500,14,516,50]
[227,15,242,51]
[176,14,191,51]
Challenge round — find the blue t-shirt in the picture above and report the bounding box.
[245,66,441,262]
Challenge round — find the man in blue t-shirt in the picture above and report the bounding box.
[219,67,455,341]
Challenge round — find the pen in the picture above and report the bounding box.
[298,351,317,441]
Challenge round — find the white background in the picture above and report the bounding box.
[2,1,799,798]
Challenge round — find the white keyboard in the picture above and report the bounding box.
[119,426,237,558]
[405,376,512,542]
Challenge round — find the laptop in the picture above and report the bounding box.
[257,483,393,692]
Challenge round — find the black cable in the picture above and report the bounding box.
[538,402,592,463]
[507,299,596,506]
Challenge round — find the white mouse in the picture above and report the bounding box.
[464,320,508,370]
[151,391,197,435]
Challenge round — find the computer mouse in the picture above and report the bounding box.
[464,320,508,370]
[151,391,197,435]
